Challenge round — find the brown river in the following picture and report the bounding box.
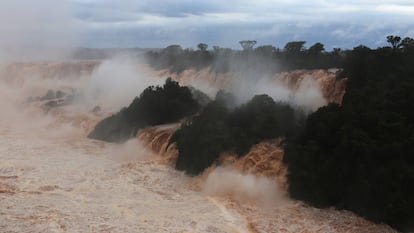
[0,60,396,232]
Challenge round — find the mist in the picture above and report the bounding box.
[226,71,326,113]
[83,57,165,112]
[0,0,83,61]
[203,167,285,207]
[152,52,329,114]
[0,72,85,139]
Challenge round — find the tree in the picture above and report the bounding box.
[228,94,296,155]
[284,41,306,53]
[171,94,297,174]
[332,48,341,55]
[197,43,208,51]
[88,78,201,142]
[163,44,183,55]
[255,45,276,57]
[386,35,401,49]
[308,42,325,55]
[172,101,231,175]
[400,37,414,50]
[239,40,257,50]
[212,45,221,52]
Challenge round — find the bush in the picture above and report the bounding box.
[228,95,296,155]
[88,78,201,142]
[172,101,231,174]
[170,93,297,175]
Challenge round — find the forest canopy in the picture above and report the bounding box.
[283,37,414,232]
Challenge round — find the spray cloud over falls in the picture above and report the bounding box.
[0,0,83,61]
[166,68,329,114]
[84,57,165,112]
[203,167,284,206]
[228,72,327,113]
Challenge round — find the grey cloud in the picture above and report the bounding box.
[74,0,228,21]
[4,0,412,51]
[81,19,407,50]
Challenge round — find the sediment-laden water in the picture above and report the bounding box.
[0,61,395,233]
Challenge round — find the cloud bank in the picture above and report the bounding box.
[1,0,413,52]
[74,0,414,49]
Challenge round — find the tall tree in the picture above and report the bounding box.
[255,45,276,57]
[284,41,306,54]
[239,40,257,50]
[197,43,208,51]
[386,35,401,49]
[308,42,325,55]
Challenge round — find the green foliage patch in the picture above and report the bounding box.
[88,78,200,142]
[170,93,297,175]
[284,40,414,232]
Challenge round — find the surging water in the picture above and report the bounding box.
[0,61,396,233]
[0,114,251,233]
[0,62,251,233]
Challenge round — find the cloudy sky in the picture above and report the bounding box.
[2,0,414,51]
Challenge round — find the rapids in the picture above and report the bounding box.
[0,60,396,232]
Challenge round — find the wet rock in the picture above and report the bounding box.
[40,89,55,101]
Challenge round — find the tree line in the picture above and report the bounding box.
[145,41,345,73]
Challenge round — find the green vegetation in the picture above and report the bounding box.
[170,93,297,175]
[283,36,414,231]
[88,36,414,231]
[88,78,200,142]
[145,41,344,73]
[172,100,231,175]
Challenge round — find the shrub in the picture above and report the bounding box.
[171,93,297,175]
[88,78,200,142]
